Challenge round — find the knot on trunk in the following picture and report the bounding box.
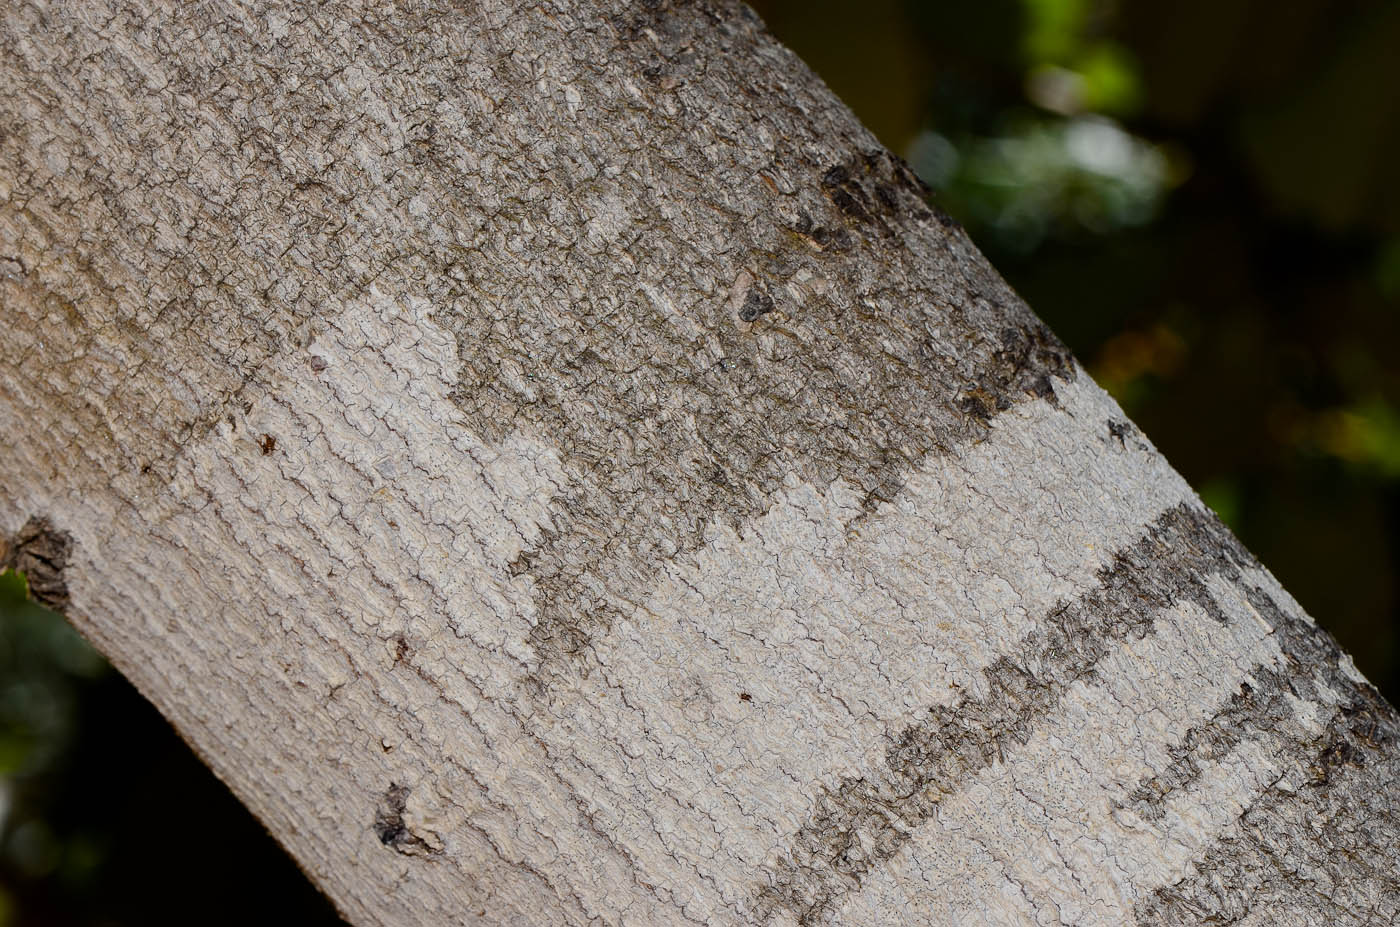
[1,516,72,611]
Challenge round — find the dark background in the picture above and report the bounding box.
[2,0,1398,922]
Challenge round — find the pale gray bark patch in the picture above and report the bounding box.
[1,515,72,611]
[752,503,1400,925]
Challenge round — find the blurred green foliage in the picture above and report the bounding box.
[0,570,106,923]
[3,0,1399,921]
[751,0,1400,696]
[0,571,104,777]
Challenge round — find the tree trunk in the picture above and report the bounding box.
[2,1,1397,924]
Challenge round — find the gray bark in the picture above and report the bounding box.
[2,1,1397,924]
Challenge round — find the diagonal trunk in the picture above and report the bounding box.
[2,1,1396,923]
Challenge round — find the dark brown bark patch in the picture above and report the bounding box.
[820,150,935,232]
[738,284,775,322]
[373,783,437,857]
[1,516,73,611]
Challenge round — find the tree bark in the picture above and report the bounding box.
[2,1,1397,924]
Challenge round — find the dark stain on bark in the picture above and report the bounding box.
[1,516,73,611]
[752,504,1399,925]
[374,783,411,846]
[449,266,1077,691]
[1107,418,1150,451]
[820,150,937,233]
[1116,675,1279,823]
[739,285,775,322]
[463,286,1078,691]
[791,211,854,253]
[374,783,436,856]
[413,2,1080,692]
[1134,687,1400,923]
[1131,588,1400,924]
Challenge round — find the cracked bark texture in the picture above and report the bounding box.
[1,1,1397,924]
